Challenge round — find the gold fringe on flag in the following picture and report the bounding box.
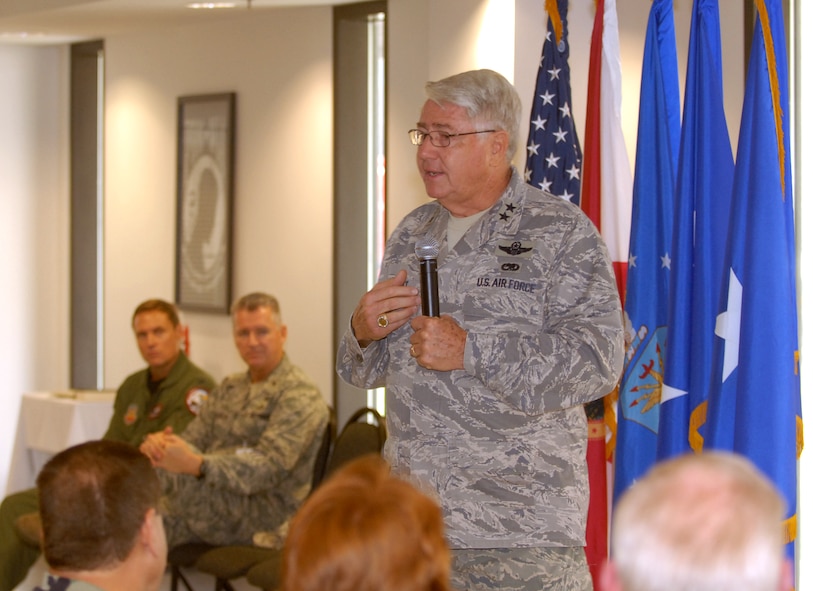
[544,0,563,46]
[754,0,786,197]
[604,386,619,462]
[798,414,804,458]
[784,514,797,545]
[689,400,707,453]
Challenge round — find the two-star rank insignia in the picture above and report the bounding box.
[498,202,517,222]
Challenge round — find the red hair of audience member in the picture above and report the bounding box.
[282,454,451,591]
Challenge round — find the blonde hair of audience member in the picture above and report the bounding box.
[37,440,166,591]
[603,452,792,591]
[282,455,451,591]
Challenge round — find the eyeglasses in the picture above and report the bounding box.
[408,128,496,148]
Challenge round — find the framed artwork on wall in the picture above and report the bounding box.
[175,92,236,314]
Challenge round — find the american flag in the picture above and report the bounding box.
[524,0,582,205]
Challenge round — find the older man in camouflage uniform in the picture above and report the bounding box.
[142,292,328,547]
[338,69,623,591]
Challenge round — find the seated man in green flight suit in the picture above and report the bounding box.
[0,298,216,591]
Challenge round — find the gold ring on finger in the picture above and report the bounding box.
[377,314,389,328]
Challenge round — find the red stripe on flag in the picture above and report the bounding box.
[613,260,628,308]
[585,418,608,587]
[582,3,608,590]
[581,0,605,231]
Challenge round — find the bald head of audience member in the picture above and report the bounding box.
[37,440,167,591]
[282,455,451,591]
[603,451,792,591]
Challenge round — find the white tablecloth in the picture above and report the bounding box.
[5,391,115,495]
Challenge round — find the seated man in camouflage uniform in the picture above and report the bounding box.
[0,299,215,591]
[140,292,329,547]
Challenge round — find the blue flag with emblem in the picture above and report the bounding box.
[523,0,581,205]
[657,0,734,460]
[704,0,801,566]
[613,0,680,499]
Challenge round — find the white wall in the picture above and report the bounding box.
[102,7,334,395]
[0,44,70,486]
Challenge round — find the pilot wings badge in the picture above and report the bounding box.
[497,240,534,257]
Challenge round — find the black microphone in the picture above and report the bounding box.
[415,237,440,317]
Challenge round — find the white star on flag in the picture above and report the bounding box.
[545,153,560,168]
[531,116,547,130]
[661,383,687,403]
[714,269,742,382]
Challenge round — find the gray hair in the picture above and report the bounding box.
[231,292,282,323]
[612,452,787,591]
[425,69,522,162]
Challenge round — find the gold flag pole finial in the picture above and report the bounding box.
[545,0,563,46]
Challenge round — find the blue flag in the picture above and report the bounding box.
[613,0,680,498]
[523,0,581,205]
[657,0,734,460]
[704,0,800,565]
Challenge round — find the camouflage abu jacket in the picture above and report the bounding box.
[338,168,623,549]
[161,354,328,546]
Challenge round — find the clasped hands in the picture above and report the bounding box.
[351,269,466,371]
[140,426,203,477]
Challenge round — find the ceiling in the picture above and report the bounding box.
[0,0,355,44]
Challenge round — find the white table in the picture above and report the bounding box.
[5,391,115,495]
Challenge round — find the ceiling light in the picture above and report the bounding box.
[0,32,46,40]
[186,2,238,9]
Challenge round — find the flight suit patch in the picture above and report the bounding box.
[186,388,210,415]
[124,404,139,425]
[148,403,164,420]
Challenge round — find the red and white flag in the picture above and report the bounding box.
[580,0,632,588]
